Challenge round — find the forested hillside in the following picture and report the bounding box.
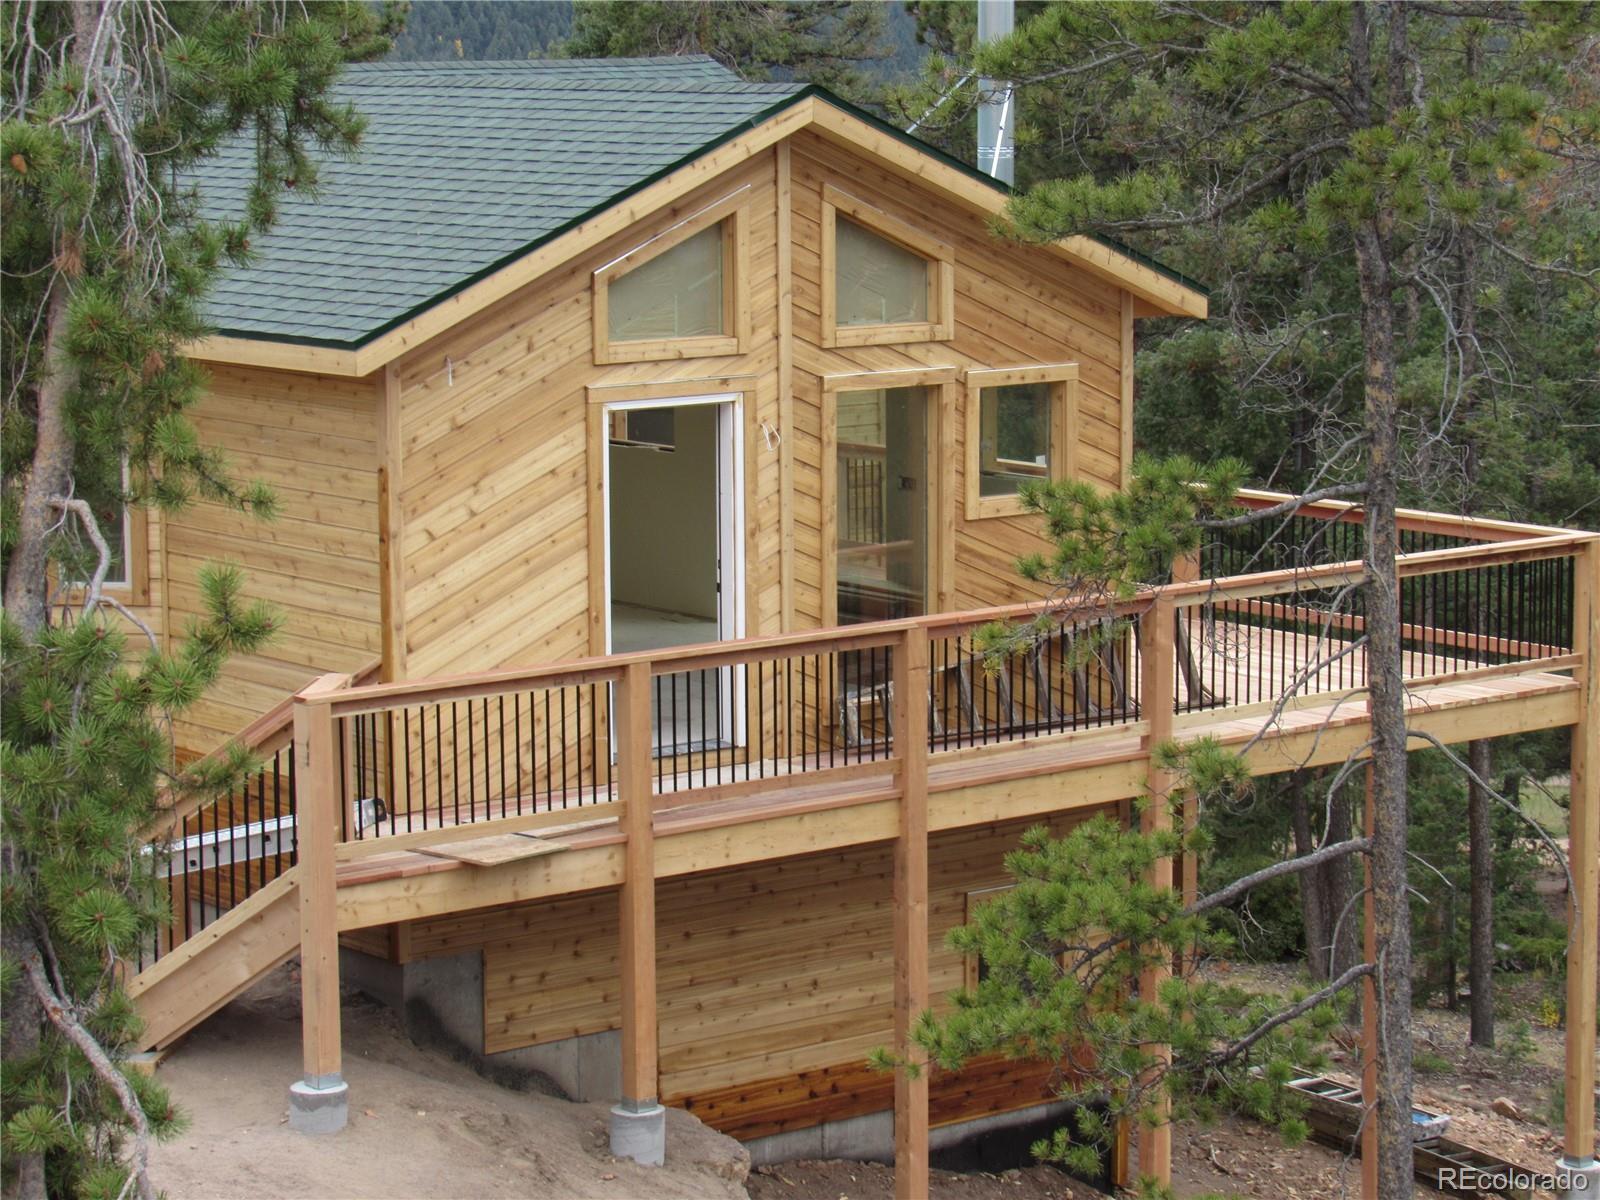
[384,0,926,85]
[387,1,573,61]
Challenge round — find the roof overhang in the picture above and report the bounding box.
[187,93,1207,378]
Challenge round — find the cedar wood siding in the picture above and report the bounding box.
[392,153,783,680]
[391,131,1130,683]
[161,365,383,753]
[394,807,1112,1137]
[154,134,1132,753]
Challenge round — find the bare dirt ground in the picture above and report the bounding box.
[753,962,1569,1200]
[151,958,1569,1200]
[148,966,750,1200]
[747,1160,1102,1200]
[1164,960,1567,1200]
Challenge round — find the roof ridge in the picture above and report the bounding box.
[341,54,725,72]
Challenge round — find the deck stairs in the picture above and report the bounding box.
[129,869,300,1051]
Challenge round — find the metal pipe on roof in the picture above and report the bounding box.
[977,0,1015,185]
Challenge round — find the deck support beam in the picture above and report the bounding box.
[612,661,664,1166]
[1561,540,1598,1200]
[1137,597,1176,1188]
[290,673,350,1134]
[892,629,931,1200]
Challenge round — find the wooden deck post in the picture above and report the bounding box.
[289,672,351,1134]
[891,628,931,1200]
[1170,556,1200,928]
[1361,763,1379,1200]
[1561,539,1599,1198]
[1137,596,1177,1188]
[611,661,664,1166]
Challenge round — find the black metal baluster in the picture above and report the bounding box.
[575,687,586,807]
[543,689,554,809]
[560,685,570,806]
[272,749,285,878]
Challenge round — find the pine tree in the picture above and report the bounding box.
[890,456,1379,1193]
[1,5,396,1196]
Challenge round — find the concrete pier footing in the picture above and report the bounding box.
[609,1101,666,1166]
[288,1076,348,1134]
[1558,1155,1598,1200]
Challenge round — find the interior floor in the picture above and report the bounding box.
[610,603,718,654]
[611,603,725,751]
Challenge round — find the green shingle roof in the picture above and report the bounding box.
[199,57,802,346]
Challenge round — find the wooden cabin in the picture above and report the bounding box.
[123,58,1598,1194]
[113,55,1204,757]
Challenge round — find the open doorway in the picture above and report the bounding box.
[603,394,743,753]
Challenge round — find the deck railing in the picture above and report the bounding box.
[135,496,1592,966]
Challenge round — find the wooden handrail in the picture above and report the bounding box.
[1233,487,1576,543]
[144,657,381,840]
[1169,531,1596,608]
[324,530,1595,718]
[1208,597,1570,660]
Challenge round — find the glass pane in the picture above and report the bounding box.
[836,387,928,624]
[66,498,128,586]
[608,223,724,342]
[978,383,1051,498]
[835,217,930,327]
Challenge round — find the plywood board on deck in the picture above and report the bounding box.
[417,832,571,867]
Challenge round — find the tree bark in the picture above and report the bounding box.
[1467,738,1494,1047]
[1350,3,1417,1191]
[0,918,46,1200]
[3,283,77,636]
[1354,213,1416,1200]
[1324,779,1360,983]
[1288,770,1332,980]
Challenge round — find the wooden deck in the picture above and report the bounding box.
[321,660,1578,918]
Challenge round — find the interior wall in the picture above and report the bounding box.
[608,404,719,620]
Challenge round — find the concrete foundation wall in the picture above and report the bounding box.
[341,947,621,1103]
[744,1100,1079,1169]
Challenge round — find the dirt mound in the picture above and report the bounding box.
[147,965,749,1200]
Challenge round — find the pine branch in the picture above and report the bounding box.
[51,496,112,618]
[20,948,157,1200]
[1209,960,1375,1068]
[1197,481,1370,530]
[1086,138,1350,234]
[1188,837,1372,918]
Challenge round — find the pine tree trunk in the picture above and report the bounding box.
[1288,770,1332,980]
[3,283,77,636]
[4,18,92,1200]
[1324,779,1360,981]
[1354,216,1415,1199]
[1467,738,1494,1047]
[1347,3,1417,1189]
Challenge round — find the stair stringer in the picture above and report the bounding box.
[127,868,300,1051]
